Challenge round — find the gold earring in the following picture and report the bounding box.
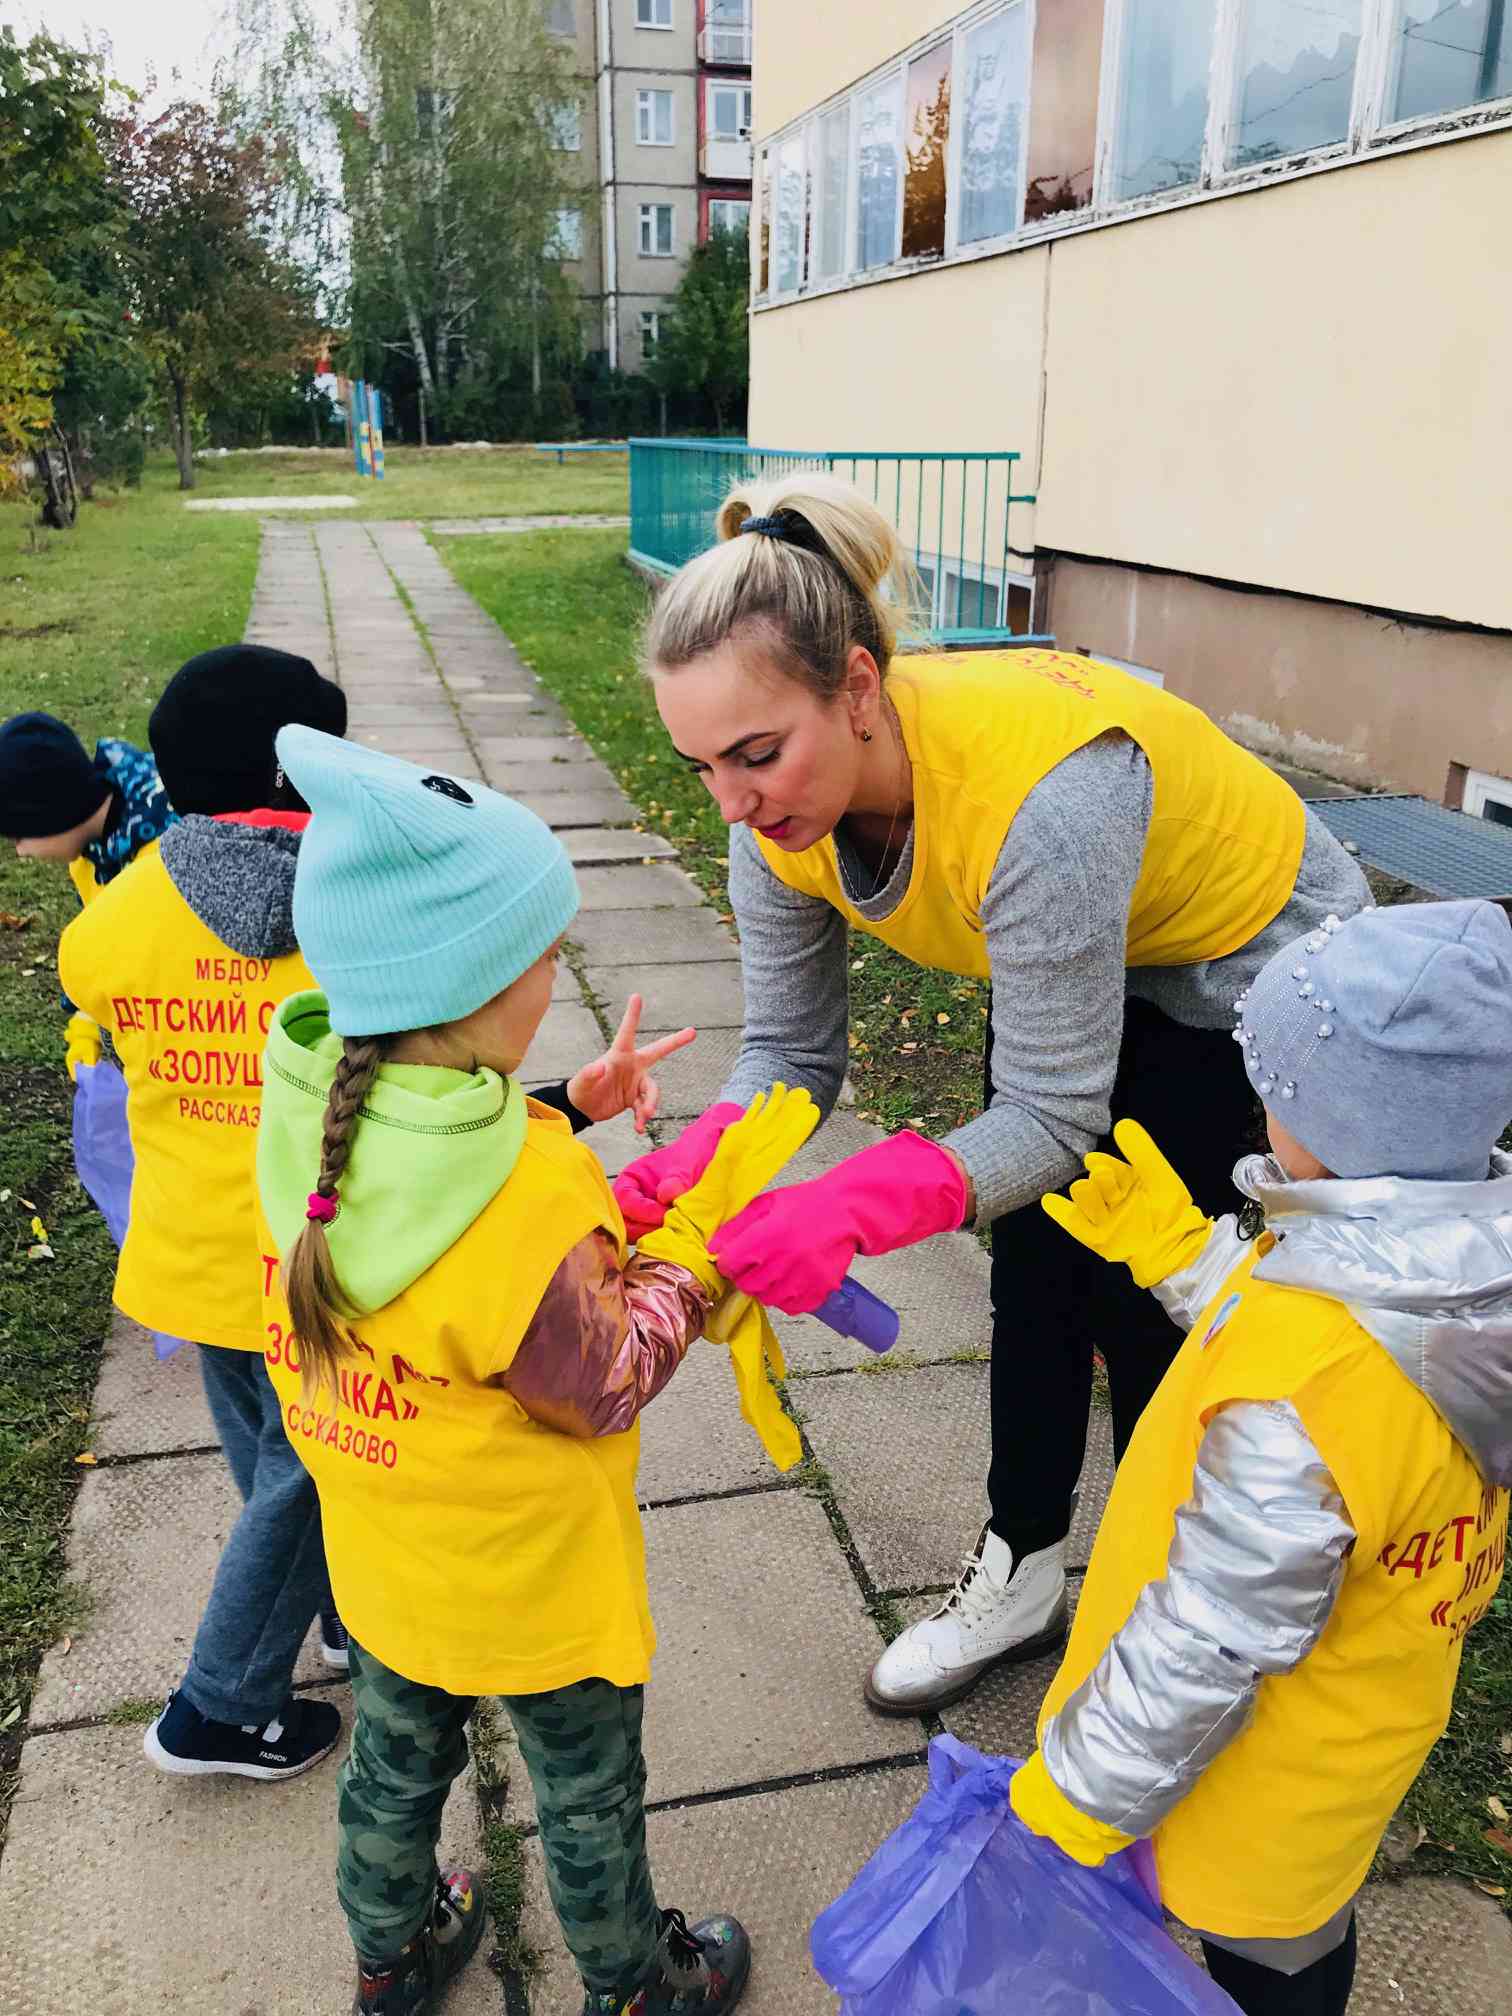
[860,727,873,743]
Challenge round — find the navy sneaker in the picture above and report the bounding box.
[353,1867,487,2014]
[321,1609,351,1672]
[144,1689,342,1781]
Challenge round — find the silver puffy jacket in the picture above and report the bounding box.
[1042,1152,1512,1960]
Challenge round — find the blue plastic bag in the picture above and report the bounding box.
[72,1061,186,1361]
[811,1736,1239,2016]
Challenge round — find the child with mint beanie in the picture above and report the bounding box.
[276,727,579,1035]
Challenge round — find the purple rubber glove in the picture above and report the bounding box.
[612,1101,745,1239]
[709,1132,968,1315]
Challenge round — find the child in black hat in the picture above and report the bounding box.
[0,710,176,890]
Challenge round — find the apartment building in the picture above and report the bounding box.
[550,0,754,375]
[749,2,1512,806]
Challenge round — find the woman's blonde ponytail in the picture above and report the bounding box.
[644,471,924,699]
[281,1035,387,1397]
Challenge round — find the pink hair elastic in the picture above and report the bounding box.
[306,1191,339,1224]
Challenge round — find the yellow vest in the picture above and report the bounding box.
[756,652,1305,977]
[1041,1244,1509,1939]
[68,857,101,907]
[259,1103,656,1698]
[57,844,314,1351]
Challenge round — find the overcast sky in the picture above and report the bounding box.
[1,0,347,107]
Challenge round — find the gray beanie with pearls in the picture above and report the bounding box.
[1233,899,1512,1183]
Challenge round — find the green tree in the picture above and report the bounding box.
[646,228,750,436]
[103,102,323,488]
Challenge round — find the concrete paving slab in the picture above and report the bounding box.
[796,1366,1114,1595]
[572,865,694,911]
[519,1766,928,2014]
[515,788,639,830]
[633,1025,743,1118]
[934,1585,1082,1759]
[473,734,593,763]
[566,832,679,867]
[489,761,622,796]
[582,963,744,1031]
[30,1456,333,1726]
[90,1318,216,1458]
[1349,1878,1512,2015]
[522,1002,605,1081]
[551,962,584,1003]
[345,702,463,727]
[569,906,738,966]
[0,1718,496,2016]
[557,1493,921,1810]
[636,1337,791,1504]
[576,1111,645,1181]
[772,1237,991,1375]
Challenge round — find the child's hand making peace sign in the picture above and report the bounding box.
[566,994,696,1134]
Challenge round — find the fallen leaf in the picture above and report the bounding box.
[30,1215,47,1242]
[1499,1732,1512,1755]
[1485,1827,1512,1855]
[0,1189,9,1204]
[59,1636,72,1657]
[1473,1879,1507,1898]
[75,1452,97,1466]
[20,966,35,977]
[19,1195,35,1210]
[0,911,34,929]
[936,1012,951,1025]
[27,1243,54,1261]
[1490,1795,1511,1823]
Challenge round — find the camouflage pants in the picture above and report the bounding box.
[340,1642,660,1994]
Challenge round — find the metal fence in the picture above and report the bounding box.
[628,439,1040,644]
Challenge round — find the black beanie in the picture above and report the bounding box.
[0,712,111,839]
[149,645,348,815]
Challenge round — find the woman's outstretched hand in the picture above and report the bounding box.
[567,994,696,1133]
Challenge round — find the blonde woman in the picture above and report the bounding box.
[615,476,1370,1714]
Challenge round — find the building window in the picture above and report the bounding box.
[637,89,675,146]
[772,132,807,290]
[1228,3,1364,170]
[636,0,673,27]
[902,41,952,260]
[855,74,902,270]
[1110,0,1217,201]
[640,309,661,356]
[1386,0,1512,124]
[547,0,575,35]
[814,101,850,279]
[708,197,751,235]
[639,202,675,255]
[1464,768,1512,826]
[706,0,752,64]
[549,99,582,151]
[958,4,1028,243]
[708,83,754,138]
[550,206,583,259]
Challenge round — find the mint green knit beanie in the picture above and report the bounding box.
[276,726,578,1037]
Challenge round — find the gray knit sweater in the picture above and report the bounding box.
[719,732,1370,1225]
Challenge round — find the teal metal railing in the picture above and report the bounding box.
[628,439,1040,644]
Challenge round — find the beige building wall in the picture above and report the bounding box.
[754,0,963,136]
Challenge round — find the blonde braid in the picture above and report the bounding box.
[282,1036,387,1396]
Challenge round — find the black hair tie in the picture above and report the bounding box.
[740,515,790,538]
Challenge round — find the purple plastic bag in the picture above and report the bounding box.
[811,1736,1240,2016]
[72,1061,186,1361]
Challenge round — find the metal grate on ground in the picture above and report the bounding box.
[1306,793,1512,902]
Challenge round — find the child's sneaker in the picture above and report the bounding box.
[353,1868,486,2015]
[321,1608,351,1672]
[583,1907,751,2014]
[144,1689,342,1781]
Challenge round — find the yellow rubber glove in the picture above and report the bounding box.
[1009,1752,1134,1868]
[639,1084,820,1297]
[1040,1119,1213,1289]
[639,1084,819,1471]
[65,1011,102,1083]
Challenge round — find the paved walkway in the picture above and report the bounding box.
[4,518,1508,2012]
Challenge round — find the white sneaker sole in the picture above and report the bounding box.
[320,1643,350,1672]
[143,1717,339,1781]
[863,1600,1070,1717]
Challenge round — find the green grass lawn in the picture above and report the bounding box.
[0,482,261,1814]
[182,442,628,520]
[439,524,1512,1909]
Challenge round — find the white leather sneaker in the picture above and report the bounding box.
[864,1523,1069,1714]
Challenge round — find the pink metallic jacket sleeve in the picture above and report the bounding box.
[502,1228,712,1437]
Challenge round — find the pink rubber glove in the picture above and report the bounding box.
[709,1132,968,1315]
[612,1102,745,1239]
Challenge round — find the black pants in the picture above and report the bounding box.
[986,995,1260,1552]
[1202,1915,1357,2016]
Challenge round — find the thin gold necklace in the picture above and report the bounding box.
[865,694,909,900]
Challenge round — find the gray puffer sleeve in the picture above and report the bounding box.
[719,820,851,1116]
[1151,1214,1253,1332]
[1041,1399,1355,1836]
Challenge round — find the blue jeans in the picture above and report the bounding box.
[181,1344,332,1725]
